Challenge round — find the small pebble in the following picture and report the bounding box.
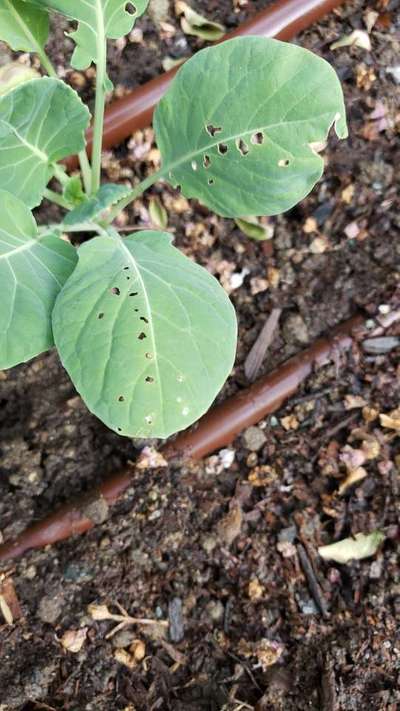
[243,426,267,452]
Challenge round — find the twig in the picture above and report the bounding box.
[244,308,282,382]
[297,543,329,619]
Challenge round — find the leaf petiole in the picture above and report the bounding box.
[43,188,71,210]
[104,168,166,224]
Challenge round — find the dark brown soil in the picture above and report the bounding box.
[1,1,400,709]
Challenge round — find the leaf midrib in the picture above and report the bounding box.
[115,235,165,434]
[0,230,53,260]
[5,0,44,54]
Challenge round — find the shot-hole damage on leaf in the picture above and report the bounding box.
[155,37,348,217]
[278,158,290,167]
[129,292,139,297]
[111,287,121,295]
[218,143,228,155]
[118,395,125,402]
[98,313,105,319]
[208,178,215,186]
[206,123,222,137]
[236,138,249,156]
[52,232,236,438]
[251,131,265,145]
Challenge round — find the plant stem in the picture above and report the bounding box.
[105,168,165,223]
[37,50,58,79]
[78,150,92,194]
[43,188,71,210]
[91,34,107,196]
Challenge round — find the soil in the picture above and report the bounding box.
[1,1,400,709]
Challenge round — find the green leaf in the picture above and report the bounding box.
[235,217,272,241]
[0,190,77,370]
[154,37,347,218]
[0,77,90,208]
[63,175,87,208]
[52,231,237,438]
[0,0,49,53]
[27,0,149,69]
[64,184,131,226]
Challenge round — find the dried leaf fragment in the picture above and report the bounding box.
[60,627,88,653]
[217,500,242,546]
[175,1,225,41]
[338,466,367,495]
[318,531,384,564]
[330,30,372,52]
[380,409,400,431]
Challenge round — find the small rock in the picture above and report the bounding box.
[201,534,217,554]
[206,599,224,622]
[112,628,138,649]
[278,526,297,544]
[243,426,267,452]
[282,313,309,345]
[168,597,184,643]
[37,593,64,624]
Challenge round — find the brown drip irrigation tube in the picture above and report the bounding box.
[0,314,363,563]
[66,0,346,170]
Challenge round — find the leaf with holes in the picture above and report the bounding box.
[26,0,149,69]
[0,77,90,208]
[0,190,77,369]
[154,37,347,217]
[52,231,237,438]
[0,0,49,54]
[64,184,131,226]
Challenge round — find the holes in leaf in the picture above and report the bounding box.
[129,292,138,297]
[218,143,228,155]
[208,178,215,186]
[111,287,120,295]
[134,308,139,312]
[140,316,149,324]
[118,395,125,402]
[251,131,265,145]
[145,415,153,425]
[126,2,137,15]
[117,427,122,432]
[236,138,249,156]
[278,158,290,168]
[138,332,147,340]
[126,276,131,280]
[206,123,222,137]
[123,266,130,270]
[203,155,211,169]
[98,312,104,319]
[145,376,154,383]
[145,352,153,359]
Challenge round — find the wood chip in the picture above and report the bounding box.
[244,308,282,382]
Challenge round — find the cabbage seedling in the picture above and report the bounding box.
[0,1,347,438]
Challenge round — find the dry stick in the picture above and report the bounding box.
[0,315,363,563]
[244,308,282,382]
[65,0,348,170]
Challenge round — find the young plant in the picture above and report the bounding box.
[0,1,347,439]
